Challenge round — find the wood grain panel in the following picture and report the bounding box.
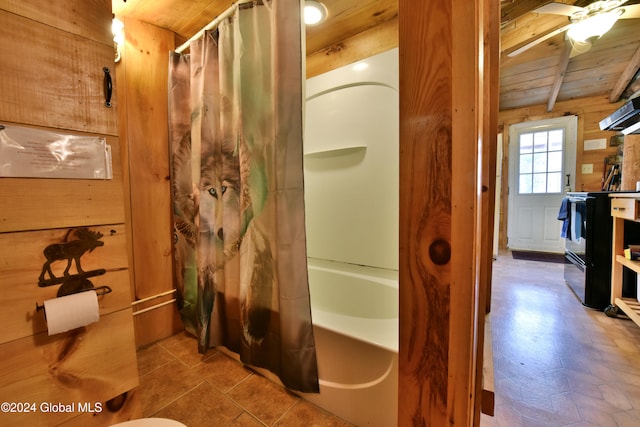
[0,178,126,233]
[0,3,141,423]
[477,0,500,419]
[113,0,229,40]
[118,18,183,346]
[499,17,640,112]
[305,0,397,55]
[0,0,112,45]
[450,0,482,423]
[500,0,554,25]
[0,9,118,136]
[306,16,398,78]
[0,225,131,344]
[0,132,125,233]
[500,66,557,88]
[399,0,484,423]
[500,14,569,54]
[133,303,184,348]
[0,309,138,427]
[622,135,640,191]
[399,0,452,416]
[501,52,562,83]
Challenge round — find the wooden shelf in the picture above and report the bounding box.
[614,297,640,326]
[610,194,640,330]
[615,255,640,274]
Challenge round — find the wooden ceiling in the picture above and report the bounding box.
[500,0,640,111]
[112,0,640,112]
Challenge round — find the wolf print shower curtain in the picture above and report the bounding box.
[167,0,318,392]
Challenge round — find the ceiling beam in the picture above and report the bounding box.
[500,0,558,25]
[547,39,572,112]
[609,45,640,103]
[503,22,571,57]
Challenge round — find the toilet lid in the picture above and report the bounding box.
[109,418,187,427]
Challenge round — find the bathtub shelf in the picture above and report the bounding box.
[303,145,366,157]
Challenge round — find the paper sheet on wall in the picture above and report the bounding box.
[0,124,112,179]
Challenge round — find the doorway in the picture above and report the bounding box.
[507,115,577,253]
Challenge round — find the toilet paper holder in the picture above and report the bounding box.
[35,285,112,313]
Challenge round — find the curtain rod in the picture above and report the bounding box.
[175,0,255,54]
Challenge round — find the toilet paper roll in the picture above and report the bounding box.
[43,290,100,336]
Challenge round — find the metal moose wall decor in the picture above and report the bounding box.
[37,227,110,297]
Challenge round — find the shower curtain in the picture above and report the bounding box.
[168,0,318,392]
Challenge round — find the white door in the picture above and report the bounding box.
[507,116,577,253]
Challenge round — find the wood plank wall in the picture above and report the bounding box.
[115,17,183,348]
[0,1,141,424]
[477,0,501,419]
[497,94,625,249]
[306,16,398,78]
[398,0,488,424]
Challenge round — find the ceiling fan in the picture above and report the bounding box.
[508,0,640,57]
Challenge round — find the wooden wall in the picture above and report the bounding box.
[306,16,398,78]
[0,1,141,424]
[115,17,183,348]
[398,0,492,424]
[497,94,626,248]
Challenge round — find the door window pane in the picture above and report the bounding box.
[518,128,564,194]
[520,153,533,174]
[549,129,563,151]
[520,133,533,154]
[534,132,548,152]
[547,172,562,193]
[548,151,562,172]
[533,173,546,193]
[533,152,547,173]
[519,174,532,193]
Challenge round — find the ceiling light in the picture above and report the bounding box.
[567,9,622,43]
[304,1,327,26]
[112,17,125,63]
[112,18,124,45]
[353,62,369,71]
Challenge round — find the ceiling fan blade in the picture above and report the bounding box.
[534,2,585,16]
[507,23,573,57]
[618,4,640,18]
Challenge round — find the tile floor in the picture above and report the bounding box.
[136,332,353,426]
[138,252,640,426]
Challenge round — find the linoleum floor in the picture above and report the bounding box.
[481,252,640,427]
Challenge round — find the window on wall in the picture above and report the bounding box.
[517,128,564,194]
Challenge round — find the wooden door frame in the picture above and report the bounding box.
[398,0,497,424]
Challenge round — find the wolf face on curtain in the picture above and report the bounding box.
[167,0,318,393]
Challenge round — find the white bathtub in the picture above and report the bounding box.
[300,258,398,427]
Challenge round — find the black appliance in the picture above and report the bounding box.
[599,97,640,135]
[563,192,639,310]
